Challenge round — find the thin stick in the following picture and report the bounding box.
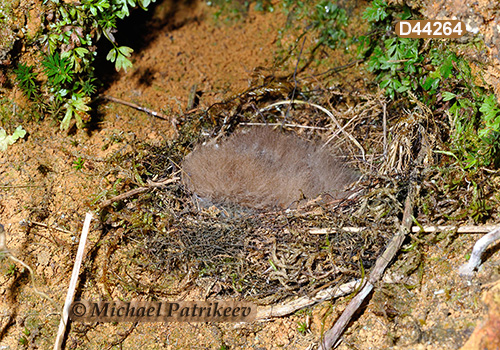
[100,176,180,209]
[101,95,169,120]
[382,100,387,159]
[310,59,364,78]
[308,225,500,235]
[0,184,44,189]
[414,225,500,233]
[0,224,57,308]
[253,269,408,322]
[54,213,93,350]
[256,280,361,320]
[29,221,75,235]
[239,122,329,130]
[100,95,178,136]
[459,226,500,277]
[319,184,415,349]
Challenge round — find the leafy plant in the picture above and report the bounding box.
[362,0,388,22]
[73,156,85,170]
[479,94,500,141]
[13,63,37,99]
[106,46,134,72]
[360,1,423,99]
[311,1,348,50]
[6,263,18,276]
[366,37,420,99]
[42,52,74,87]
[0,126,26,151]
[297,321,309,335]
[361,0,500,170]
[14,0,157,130]
[62,93,92,130]
[281,0,348,51]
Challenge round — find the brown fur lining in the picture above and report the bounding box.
[182,128,359,209]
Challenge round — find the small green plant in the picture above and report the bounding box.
[42,52,74,87]
[445,93,500,169]
[106,45,134,72]
[310,1,348,50]
[14,0,157,130]
[478,94,500,162]
[361,1,422,99]
[6,263,18,276]
[362,0,389,22]
[297,321,309,335]
[0,126,26,151]
[281,0,348,51]
[469,197,492,223]
[18,336,28,346]
[73,156,85,170]
[361,0,500,170]
[366,37,419,99]
[18,327,31,347]
[13,63,37,99]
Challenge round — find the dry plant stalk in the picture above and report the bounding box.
[29,220,75,235]
[459,226,500,277]
[308,225,500,234]
[100,95,178,136]
[54,213,93,350]
[100,176,180,209]
[256,280,361,320]
[0,224,56,306]
[319,183,416,349]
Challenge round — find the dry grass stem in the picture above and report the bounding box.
[459,226,500,277]
[29,220,75,235]
[308,225,500,234]
[239,122,330,130]
[258,100,366,160]
[0,224,56,308]
[100,176,180,208]
[54,213,93,350]
[101,95,178,136]
[319,183,416,349]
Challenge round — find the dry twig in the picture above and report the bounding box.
[256,280,361,320]
[29,220,75,235]
[319,183,416,349]
[459,226,500,277]
[54,213,93,350]
[308,225,500,235]
[382,100,387,159]
[101,94,169,120]
[100,176,180,209]
[100,95,178,136]
[0,224,56,307]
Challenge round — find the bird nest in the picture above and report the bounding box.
[99,86,439,305]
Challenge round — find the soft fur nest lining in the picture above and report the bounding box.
[182,127,360,209]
